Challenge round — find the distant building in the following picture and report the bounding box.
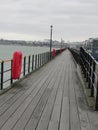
[83,38,98,61]
[91,38,98,61]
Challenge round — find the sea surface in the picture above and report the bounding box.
[0,45,50,60]
[0,45,50,88]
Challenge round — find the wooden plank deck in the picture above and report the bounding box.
[0,50,98,130]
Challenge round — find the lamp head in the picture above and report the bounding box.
[50,25,53,28]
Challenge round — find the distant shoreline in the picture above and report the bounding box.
[0,39,66,48]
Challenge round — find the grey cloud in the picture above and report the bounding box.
[0,0,98,41]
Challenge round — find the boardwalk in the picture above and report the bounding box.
[0,50,98,130]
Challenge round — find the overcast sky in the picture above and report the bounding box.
[0,0,98,42]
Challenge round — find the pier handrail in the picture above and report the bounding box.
[0,48,65,90]
[80,47,98,110]
[69,47,98,110]
[0,52,50,90]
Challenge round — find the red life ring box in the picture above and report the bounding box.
[12,51,22,79]
[60,48,62,53]
[51,49,56,58]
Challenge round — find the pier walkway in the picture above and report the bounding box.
[0,50,98,130]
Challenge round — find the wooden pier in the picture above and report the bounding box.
[0,50,98,130]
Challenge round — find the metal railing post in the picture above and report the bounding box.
[49,52,50,61]
[88,56,92,88]
[28,56,30,73]
[35,55,37,70]
[40,54,41,67]
[10,60,13,84]
[32,55,34,71]
[95,77,98,110]
[1,61,4,89]
[46,52,47,63]
[41,54,42,66]
[86,53,89,82]
[44,53,45,64]
[91,61,96,97]
[38,54,39,68]
[42,53,43,65]
[36,54,38,69]
[23,57,26,76]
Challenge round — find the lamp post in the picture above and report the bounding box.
[50,25,53,59]
[61,38,62,48]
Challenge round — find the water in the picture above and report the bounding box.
[0,45,50,60]
[0,45,50,89]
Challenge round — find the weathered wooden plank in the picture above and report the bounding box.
[59,65,69,130]
[0,90,25,116]
[36,63,64,130]
[72,69,92,130]
[0,50,97,130]
[48,65,66,130]
[0,68,53,129]
[0,51,63,129]
[4,63,60,130]
[59,97,69,130]
[0,54,57,106]
[24,66,61,130]
[0,64,53,116]
[0,61,51,107]
[24,88,52,130]
[68,54,81,130]
[69,51,98,130]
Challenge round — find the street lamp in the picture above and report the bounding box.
[50,25,53,59]
[61,38,62,48]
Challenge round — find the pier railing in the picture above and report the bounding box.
[70,47,98,110]
[68,48,80,64]
[80,47,98,110]
[0,49,65,90]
